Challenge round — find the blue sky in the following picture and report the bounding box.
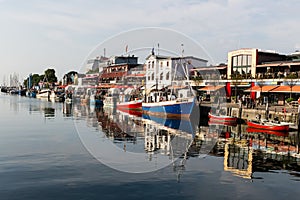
[1,0,300,84]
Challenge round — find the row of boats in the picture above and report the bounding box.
[2,84,294,132]
[208,112,292,132]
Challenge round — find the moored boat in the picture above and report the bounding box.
[247,120,289,131]
[142,96,195,118]
[36,89,56,100]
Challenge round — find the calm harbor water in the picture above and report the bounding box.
[0,93,300,200]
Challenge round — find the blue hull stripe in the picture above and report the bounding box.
[142,100,195,115]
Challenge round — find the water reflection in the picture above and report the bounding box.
[62,103,72,117]
[44,107,55,118]
[70,101,300,179]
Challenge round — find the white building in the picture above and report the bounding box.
[145,54,207,90]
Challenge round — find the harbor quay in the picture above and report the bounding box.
[200,101,300,129]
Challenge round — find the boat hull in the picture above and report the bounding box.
[117,100,142,110]
[142,97,195,118]
[247,121,289,131]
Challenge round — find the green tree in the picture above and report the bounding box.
[44,68,57,83]
[32,74,42,86]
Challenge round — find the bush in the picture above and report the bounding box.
[286,97,294,103]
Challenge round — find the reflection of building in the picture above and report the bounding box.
[224,143,253,179]
[144,126,171,154]
[222,130,300,180]
[143,117,193,158]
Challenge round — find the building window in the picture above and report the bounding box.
[167,61,169,67]
[151,73,154,80]
[166,72,170,80]
[160,73,163,80]
[160,62,163,68]
[232,54,252,77]
[152,61,154,68]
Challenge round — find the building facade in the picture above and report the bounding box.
[145,54,207,90]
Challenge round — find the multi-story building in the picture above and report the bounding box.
[99,55,141,84]
[145,53,207,90]
[225,49,300,104]
[227,48,288,79]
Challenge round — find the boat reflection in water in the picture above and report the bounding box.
[72,104,201,174]
[72,102,300,179]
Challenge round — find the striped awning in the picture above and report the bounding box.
[198,85,225,91]
[244,85,278,92]
[271,85,300,93]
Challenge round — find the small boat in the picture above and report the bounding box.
[36,89,55,99]
[117,87,143,112]
[246,127,289,137]
[208,113,237,123]
[247,120,289,131]
[117,99,142,111]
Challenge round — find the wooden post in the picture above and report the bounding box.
[265,102,269,120]
[238,99,242,122]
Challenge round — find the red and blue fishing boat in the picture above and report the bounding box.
[142,96,195,118]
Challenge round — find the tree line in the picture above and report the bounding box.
[23,68,57,88]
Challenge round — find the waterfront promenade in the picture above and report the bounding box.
[201,101,300,129]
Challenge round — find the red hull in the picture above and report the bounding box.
[247,121,289,131]
[117,107,142,117]
[208,113,237,122]
[117,100,142,110]
[246,127,289,137]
